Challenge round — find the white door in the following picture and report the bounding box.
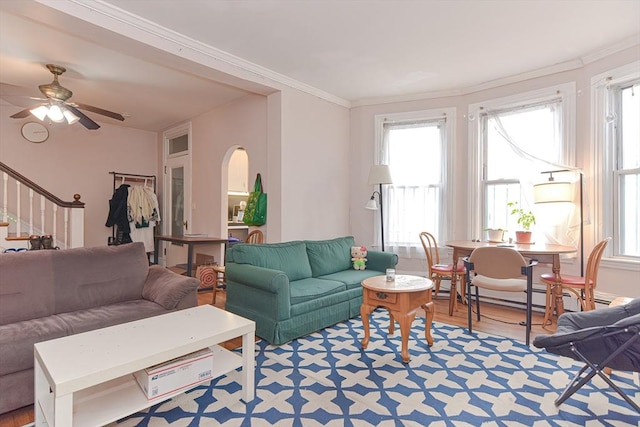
[162,124,191,267]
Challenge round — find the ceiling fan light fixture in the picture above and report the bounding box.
[63,108,80,125]
[30,105,49,121]
[47,104,64,123]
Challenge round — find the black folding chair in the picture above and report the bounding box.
[533,298,640,413]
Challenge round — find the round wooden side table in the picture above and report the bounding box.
[360,274,434,363]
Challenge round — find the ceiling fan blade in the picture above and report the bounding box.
[66,105,100,130]
[73,102,124,121]
[10,104,45,119]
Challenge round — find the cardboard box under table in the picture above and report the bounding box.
[134,348,213,399]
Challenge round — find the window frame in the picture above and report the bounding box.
[592,61,640,264]
[468,83,576,240]
[374,107,456,252]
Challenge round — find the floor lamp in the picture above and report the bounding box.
[533,169,584,277]
[365,165,393,252]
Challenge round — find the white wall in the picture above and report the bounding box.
[349,46,640,299]
[0,103,157,248]
[278,88,351,241]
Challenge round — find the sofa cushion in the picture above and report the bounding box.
[305,236,355,277]
[231,241,312,281]
[142,265,200,309]
[52,243,150,314]
[319,269,384,290]
[56,300,169,335]
[289,278,346,305]
[0,315,69,375]
[0,250,57,326]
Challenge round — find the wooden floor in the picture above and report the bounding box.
[0,288,559,427]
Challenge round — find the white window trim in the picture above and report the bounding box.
[374,107,456,257]
[467,82,576,240]
[592,60,640,268]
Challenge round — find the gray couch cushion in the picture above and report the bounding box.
[0,250,56,325]
[142,265,200,309]
[0,315,69,375]
[52,243,149,314]
[56,299,170,335]
[305,236,355,277]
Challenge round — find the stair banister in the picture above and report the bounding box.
[0,161,85,249]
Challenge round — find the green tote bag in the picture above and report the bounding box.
[243,173,267,226]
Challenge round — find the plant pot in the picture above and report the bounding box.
[515,231,533,244]
[486,229,504,242]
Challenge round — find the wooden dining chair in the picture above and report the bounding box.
[464,246,538,345]
[540,237,610,323]
[419,232,466,315]
[212,230,264,304]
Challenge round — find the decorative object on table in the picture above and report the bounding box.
[243,173,267,226]
[385,268,395,281]
[350,246,368,270]
[534,169,584,276]
[365,164,393,251]
[484,228,505,243]
[507,201,536,244]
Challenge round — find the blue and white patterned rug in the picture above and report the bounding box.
[115,311,640,426]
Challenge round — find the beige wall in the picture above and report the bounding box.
[0,103,157,248]
[349,46,640,298]
[278,88,351,241]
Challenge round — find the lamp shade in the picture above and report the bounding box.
[367,165,393,185]
[534,181,573,203]
[365,198,378,210]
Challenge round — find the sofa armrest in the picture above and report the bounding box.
[226,263,292,320]
[142,265,200,309]
[366,250,398,272]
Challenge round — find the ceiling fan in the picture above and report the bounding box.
[9,64,125,130]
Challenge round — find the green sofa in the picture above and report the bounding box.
[225,236,398,345]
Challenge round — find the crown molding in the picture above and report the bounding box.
[32,0,640,111]
[352,38,639,108]
[581,34,640,64]
[35,0,351,108]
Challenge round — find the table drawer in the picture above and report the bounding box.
[368,291,397,304]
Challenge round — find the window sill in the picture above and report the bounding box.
[600,257,640,272]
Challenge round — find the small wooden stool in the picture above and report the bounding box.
[212,265,226,305]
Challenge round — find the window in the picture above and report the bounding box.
[469,83,575,241]
[594,62,640,259]
[482,101,564,232]
[375,108,455,250]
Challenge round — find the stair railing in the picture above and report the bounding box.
[0,161,84,249]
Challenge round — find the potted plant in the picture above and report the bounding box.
[507,201,536,244]
[484,228,506,243]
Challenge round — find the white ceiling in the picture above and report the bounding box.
[1,0,639,132]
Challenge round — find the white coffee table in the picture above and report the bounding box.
[34,305,255,427]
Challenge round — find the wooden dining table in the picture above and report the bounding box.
[445,240,577,323]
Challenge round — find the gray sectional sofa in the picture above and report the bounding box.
[225,236,398,345]
[0,242,200,414]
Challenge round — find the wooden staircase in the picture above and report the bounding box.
[1,161,85,252]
